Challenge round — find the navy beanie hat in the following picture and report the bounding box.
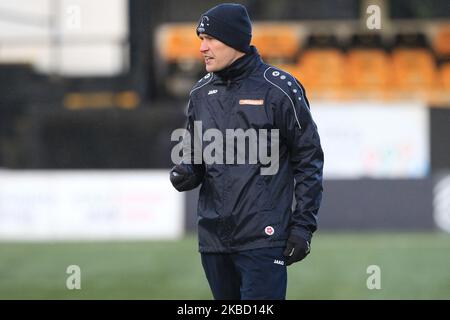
[196,3,252,53]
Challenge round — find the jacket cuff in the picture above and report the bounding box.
[289,227,312,243]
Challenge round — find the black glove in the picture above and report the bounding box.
[283,234,311,266]
[170,163,204,192]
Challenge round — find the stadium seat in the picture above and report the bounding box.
[391,48,438,99]
[441,63,450,90]
[158,24,202,62]
[64,91,139,110]
[394,33,430,49]
[437,63,450,104]
[425,63,450,105]
[251,23,300,60]
[433,25,450,58]
[350,34,384,49]
[346,49,391,99]
[273,63,302,80]
[272,63,336,101]
[296,49,346,99]
[305,34,340,49]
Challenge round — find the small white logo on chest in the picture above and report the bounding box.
[265,226,274,235]
[274,259,284,265]
[208,89,218,95]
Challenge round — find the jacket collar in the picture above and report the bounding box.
[212,46,262,85]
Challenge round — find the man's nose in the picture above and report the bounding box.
[200,40,209,53]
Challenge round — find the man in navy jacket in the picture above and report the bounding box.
[170,3,324,300]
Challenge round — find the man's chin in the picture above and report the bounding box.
[205,64,220,73]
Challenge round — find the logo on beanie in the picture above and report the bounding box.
[197,16,210,33]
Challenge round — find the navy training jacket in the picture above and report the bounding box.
[179,46,323,253]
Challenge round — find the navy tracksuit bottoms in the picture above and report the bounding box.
[200,247,287,300]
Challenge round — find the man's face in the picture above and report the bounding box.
[199,33,244,72]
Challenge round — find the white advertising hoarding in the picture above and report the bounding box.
[0,170,183,240]
[434,175,450,233]
[311,102,429,179]
[0,0,128,75]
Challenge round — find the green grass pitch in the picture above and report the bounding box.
[0,232,449,299]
